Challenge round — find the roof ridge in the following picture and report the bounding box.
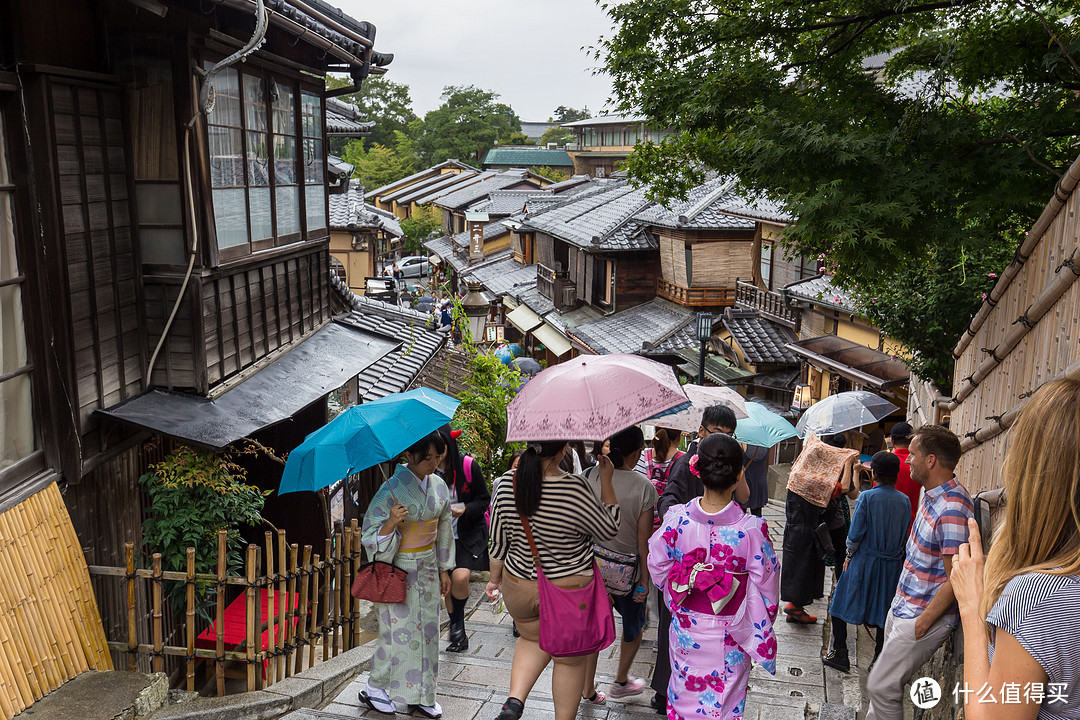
[592,190,653,244]
[678,179,736,225]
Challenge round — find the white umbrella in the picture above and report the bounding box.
[795,391,898,438]
[647,384,749,434]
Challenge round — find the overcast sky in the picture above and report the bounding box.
[334,0,619,121]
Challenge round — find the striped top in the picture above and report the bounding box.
[988,573,1080,719]
[488,470,621,580]
[891,476,973,625]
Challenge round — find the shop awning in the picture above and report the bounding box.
[506,305,543,333]
[786,335,909,390]
[97,321,399,450]
[675,348,756,385]
[533,323,573,357]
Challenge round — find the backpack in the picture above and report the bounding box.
[647,449,684,527]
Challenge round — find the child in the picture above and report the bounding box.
[648,433,780,719]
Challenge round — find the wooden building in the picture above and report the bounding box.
[1,0,397,684]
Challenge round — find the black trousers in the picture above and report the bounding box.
[651,595,671,699]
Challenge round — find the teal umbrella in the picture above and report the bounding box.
[279,388,460,494]
[734,401,798,448]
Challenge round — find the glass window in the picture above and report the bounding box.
[0,113,37,471]
[760,241,774,289]
[301,91,325,234]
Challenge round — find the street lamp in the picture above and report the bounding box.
[461,278,489,344]
[696,311,713,386]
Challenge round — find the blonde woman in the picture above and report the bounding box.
[952,378,1080,720]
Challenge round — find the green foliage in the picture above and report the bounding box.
[140,445,270,617]
[553,106,589,123]
[504,131,535,146]
[325,74,418,152]
[413,85,522,166]
[530,166,571,183]
[538,125,574,147]
[598,0,1080,385]
[341,134,418,191]
[400,205,442,255]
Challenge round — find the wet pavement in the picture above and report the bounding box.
[285,501,865,720]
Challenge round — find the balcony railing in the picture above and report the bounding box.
[537,263,579,311]
[656,278,736,307]
[735,280,800,329]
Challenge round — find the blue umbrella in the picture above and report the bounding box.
[494,346,514,365]
[734,401,799,448]
[279,388,460,494]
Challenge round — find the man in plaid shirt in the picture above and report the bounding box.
[866,425,974,720]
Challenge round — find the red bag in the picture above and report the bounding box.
[351,561,407,603]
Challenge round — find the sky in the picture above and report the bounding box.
[333,0,619,121]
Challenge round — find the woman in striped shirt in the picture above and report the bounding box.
[952,378,1080,720]
[486,440,621,720]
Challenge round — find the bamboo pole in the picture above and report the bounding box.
[254,547,263,690]
[0,530,34,710]
[0,514,51,696]
[332,530,342,657]
[350,520,362,650]
[340,527,351,652]
[0,615,30,714]
[276,530,287,682]
[264,531,276,687]
[126,542,137,673]
[152,553,164,674]
[321,540,332,659]
[285,543,299,677]
[294,545,312,675]
[309,553,321,668]
[185,548,196,692]
[245,544,257,693]
[215,529,227,697]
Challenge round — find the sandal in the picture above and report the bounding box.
[785,607,818,624]
[411,702,443,718]
[359,690,396,715]
[582,690,607,705]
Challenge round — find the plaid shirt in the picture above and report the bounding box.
[891,476,973,626]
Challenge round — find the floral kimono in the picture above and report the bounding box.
[648,499,780,720]
[360,464,455,710]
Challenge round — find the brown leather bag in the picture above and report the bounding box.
[350,561,407,604]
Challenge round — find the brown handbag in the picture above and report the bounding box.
[351,560,407,603]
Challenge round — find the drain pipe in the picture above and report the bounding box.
[146,0,268,384]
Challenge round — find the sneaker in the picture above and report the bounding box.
[610,677,647,699]
[785,607,818,624]
[822,649,850,673]
[494,697,524,720]
[582,690,607,705]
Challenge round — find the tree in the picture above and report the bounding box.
[413,85,522,166]
[553,105,589,123]
[530,166,571,183]
[399,205,442,255]
[599,0,1080,388]
[325,74,418,152]
[538,125,574,147]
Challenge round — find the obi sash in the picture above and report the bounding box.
[398,519,438,553]
[669,547,747,616]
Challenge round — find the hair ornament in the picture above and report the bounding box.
[527,442,543,453]
[689,454,700,477]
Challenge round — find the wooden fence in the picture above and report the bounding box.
[87,521,369,696]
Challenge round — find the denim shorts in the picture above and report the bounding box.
[611,589,648,642]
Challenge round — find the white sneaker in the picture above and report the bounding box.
[609,677,647,699]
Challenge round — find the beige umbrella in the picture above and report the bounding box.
[647,384,749,433]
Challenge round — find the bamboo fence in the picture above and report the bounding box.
[86,520,368,697]
[0,482,112,720]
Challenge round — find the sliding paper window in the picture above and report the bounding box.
[205,63,327,257]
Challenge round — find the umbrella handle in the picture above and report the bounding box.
[378,463,400,506]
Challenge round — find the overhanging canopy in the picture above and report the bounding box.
[532,323,572,357]
[98,322,399,450]
[786,335,909,390]
[506,305,543,333]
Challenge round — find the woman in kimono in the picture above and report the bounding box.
[648,433,780,720]
[360,431,455,718]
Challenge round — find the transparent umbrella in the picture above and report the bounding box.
[795,391,898,438]
[646,384,749,433]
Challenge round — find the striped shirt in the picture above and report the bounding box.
[488,470,620,580]
[988,573,1080,719]
[891,475,973,625]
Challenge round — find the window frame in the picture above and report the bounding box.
[201,53,327,263]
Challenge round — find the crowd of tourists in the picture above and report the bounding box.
[356,379,1080,720]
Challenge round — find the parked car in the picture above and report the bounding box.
[393,255,429,279]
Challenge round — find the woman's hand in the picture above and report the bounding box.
[485,580,501,601]
[380,503,408,535]
[596,455,614,482]
[632,583,648,604]
[439,571,451,597]
[450,505,465,518]
[952,518,986,621]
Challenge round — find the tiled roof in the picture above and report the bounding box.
[545,175,594,193]
[397,171,484,205]
[560,114,647,127]
[570,299,693,355]
[633,176,792,228]
[424,222,512,274]
[328,185,403,236]
[642,322,698,356]
[721,309,799,365]
[469,256,538,296]
[521,182,657,251]
[520,121,560,140]
[483,147,574,167]
[469,190,548,216]
[674,348,757,384]
[510,283,555,318]
[433,171,542,210]
[325,98,374,136]
[365,160,477,200]
[784,274,857,313]
[328,276,447,401]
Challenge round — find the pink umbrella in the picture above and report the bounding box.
[506,354,690,442]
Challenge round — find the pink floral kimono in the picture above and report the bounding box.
[648,499,780,720]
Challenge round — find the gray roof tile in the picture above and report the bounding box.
[325,98,374,136]
[633,176,792,229]
[784,274,856,313]
[329,185,403,235]
[721,309,799,365]
[470,257,538,296]
[433,171,542,210]
[570,299,693,354]
[469,189,549,216]
[521,182,657,251]
[366,160,477,199]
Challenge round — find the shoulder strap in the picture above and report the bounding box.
[512,469,541,569]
